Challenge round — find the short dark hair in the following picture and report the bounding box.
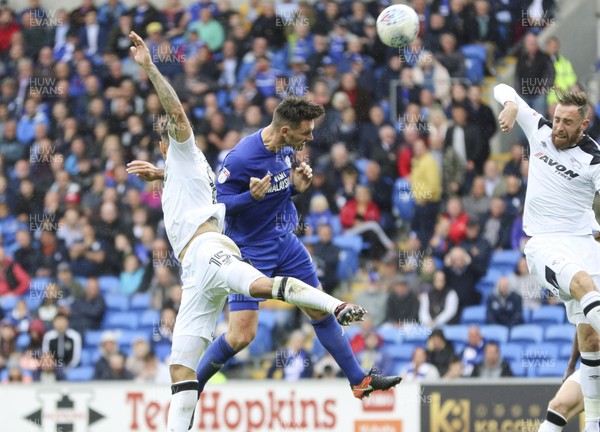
[273,96,325,129]
[554,87,589,119]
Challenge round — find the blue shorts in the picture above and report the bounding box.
[228,232,319,311]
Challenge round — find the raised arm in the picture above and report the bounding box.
[129,31,191,143]
[494,83,544,139]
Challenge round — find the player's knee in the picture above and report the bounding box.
[170,364,195,383]
[570,271,596,299]
[226,330,256,351]
[548,397,570,418]
[249,277,272,299]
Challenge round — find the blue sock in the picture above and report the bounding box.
[196,334,236,394]
[311,315,365,385]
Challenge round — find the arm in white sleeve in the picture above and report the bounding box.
[433,290,460,327]
[494,83,545,138]
[418,293,432,326]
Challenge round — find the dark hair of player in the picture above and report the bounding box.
[272,96,325,129]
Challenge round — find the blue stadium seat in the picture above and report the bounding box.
[98,276,120,293]
[459,44,486,84]
[104,293,129,311]
[509,360,526,377]
[140,310,161,328]
[460,306,486,325]
[544,324,576,344]
[249,323,273,356]
[75,276,88,287]
[66,366,94,381]
[333,235,363,280]
[330,215,343,236]
[1,295,19,313]
[104,312,139,330]
[534,360,569,377]
[118,331,150,348]
[490,250,522,272]
[384,343,415,362]
[530,306,565,325]
[344,324,361,341]
[16,333,30,351]
[401,327,429,345]
[84,330,105,348]
[499,343,523,362]
[154,344,171,362]
[559,343,574,360]
[79,348,99,366]
[354,158,369,184]
[257,310,276,330]
[393,361,409,375]
[522,308,533,323]
[480,325,510,344]
[510,324,544,345]
[130,293,152,310]
[441,325,470,345]
[379,326,402,345]
[523,343,559,362]
[392,178,415,221]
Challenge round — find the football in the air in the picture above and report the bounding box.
[376,4,420,48]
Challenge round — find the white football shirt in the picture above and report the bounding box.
[162,132,225,258]
[494,84,600,236]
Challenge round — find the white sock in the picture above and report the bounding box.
[581,351,600,431]
[272,276,341,314]
[580,291,600,334]
[167,380,198,432]
[537,409,566,431]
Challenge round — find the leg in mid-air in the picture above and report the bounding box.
[538,369,584,431]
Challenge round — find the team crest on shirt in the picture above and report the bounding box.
[570,157,582,170]
[217,167,230,184]
[284,155,292,168]
[541,141,547,148]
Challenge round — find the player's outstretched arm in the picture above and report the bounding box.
[129,31,191,143]
[493,83,542,138]
[126,160,164,182]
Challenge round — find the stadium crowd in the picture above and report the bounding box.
[1,0,598,383]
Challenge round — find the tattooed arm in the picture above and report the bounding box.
[128,31,191,143]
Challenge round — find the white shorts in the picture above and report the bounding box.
[525,235,600,325]
[566,368,581,384]
[170,232,264,369]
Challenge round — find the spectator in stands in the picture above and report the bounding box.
[267,330,313,381]
[55,262,85,305]
[502,143,525,177]
[486,275,523,327]
[1,353,33,383]
[544,36,577,107]
[68,277,106,336]
[126,337,152,377]
[119,254,144,295]
[32,352,66,382]
[0,245,30,296]
[0,319,17,363]
[355,275,388,327]
[250,2,286,49]
[13,230,41,278]
[149,266,179,310]
[401,346,440,381]
[10,299,31,333]
[443,357,464,379]
[100,352,134,380]
[460,325,485,376]
[27,318,45,353]
[468,0,501,74]
[42,312,82,369]
[500,174,525,217]
[385,275,420,327]
[419,270,459,327]
[311,224,340,295]
[152,306,175,348]
[93,330,121,379]
[36,229,70,277]
[356,330,393,376]
[444,246,480,309]
[334,72,372,123]
[349,316,381,354]
[467,84,497,148]
[369,125,398,181]
[426,328,457,377]
[69,224,109,278]
[435,32,466,79]
[471,341,513,377]
[364,161,394,228]
[508,256,543,310]
[482,159,504,198]
[441,196,469,246]
[460,217,492,280]
[412,52,451,107]
[480,197,515,250]
[515,32,554,116]
[127,0,161,38]
[427,218,451,262]
[410,138,442,246]
[37,282,62,327]
[462,176,491,222]
[340,185,395,260]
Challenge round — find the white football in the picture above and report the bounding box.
[376,4,420,48]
